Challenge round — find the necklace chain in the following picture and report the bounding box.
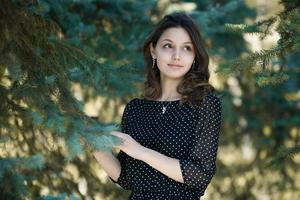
[159,96,181,114]
[162,102,171,114]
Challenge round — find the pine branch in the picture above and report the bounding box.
[220,6,300,87]
[255,71,289,86]
[225,16,277,39]
[264,144,300,169]
[0,154,44,180]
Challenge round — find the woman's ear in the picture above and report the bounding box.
[150,43,156,59]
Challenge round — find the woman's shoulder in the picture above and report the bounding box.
[126,96,156,105]
[192,93,222,112]
[123,97,142,110]
[127,97,140,106]
[203,93,222,105]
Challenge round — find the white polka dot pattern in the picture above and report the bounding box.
[109,94,222,200]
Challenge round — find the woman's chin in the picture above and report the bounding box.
[161,73,186,80]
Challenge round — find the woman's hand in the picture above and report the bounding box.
[110,130,146,161]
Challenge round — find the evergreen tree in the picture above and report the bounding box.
[209,0,300,199]
[2,0,299,199]
[222,0,300,167]
[0,0,156,199]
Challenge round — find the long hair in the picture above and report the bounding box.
[142,12,215,106]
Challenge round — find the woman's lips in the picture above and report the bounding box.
[168,64,183,68]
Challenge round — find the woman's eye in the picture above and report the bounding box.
[184,46,192,51]
[164,44,172,48]
[163,44,192,51]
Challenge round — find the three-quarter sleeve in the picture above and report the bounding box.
[179,94,222,191]
[109,150,131,190]
[109,101,132,190]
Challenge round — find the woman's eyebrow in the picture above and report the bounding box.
[161,38,192,44]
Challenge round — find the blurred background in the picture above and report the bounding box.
[0,0,299,199]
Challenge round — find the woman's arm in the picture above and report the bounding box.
[111,94,221,189]
[93,150,121,182]
[141,95,222,189]
[110,131,185,183]
[142,148,184,183]
[91,99,134,188]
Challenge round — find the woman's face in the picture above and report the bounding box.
[150,27,195,80]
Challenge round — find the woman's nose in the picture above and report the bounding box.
[172,49,181,61]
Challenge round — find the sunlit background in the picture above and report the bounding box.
[0,0,299,200]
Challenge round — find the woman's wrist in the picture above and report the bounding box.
[136,146,149,161]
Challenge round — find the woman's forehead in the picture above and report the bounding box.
[158,27,192,44]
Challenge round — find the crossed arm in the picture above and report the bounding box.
[109,95,222,189]
[141,147,184,183]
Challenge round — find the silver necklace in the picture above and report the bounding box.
[160,97,181,114]
[162,101,172,114]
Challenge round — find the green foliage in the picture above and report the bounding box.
[211,1,300,198]
[265,144,300,169]
[1,0,299,199]
[1,0,143,199]
[218,3,300,85]
[255,71,289,86]
[190,0,256,59]
[0,154,44,199]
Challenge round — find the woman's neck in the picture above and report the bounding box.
[159,80,182,101]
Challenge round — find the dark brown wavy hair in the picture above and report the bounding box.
[142,12,215,106]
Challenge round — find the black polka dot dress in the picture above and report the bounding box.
[110,93,222,200]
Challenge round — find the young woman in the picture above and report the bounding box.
[93,12,222,200]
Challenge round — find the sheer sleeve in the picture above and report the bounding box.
[109,151,131,190]
[109,100,133,190]
[179,94,222,190]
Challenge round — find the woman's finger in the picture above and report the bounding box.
[111,131,123,139]
[110,132,126,144]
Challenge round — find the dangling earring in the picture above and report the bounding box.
[152,58,156,69]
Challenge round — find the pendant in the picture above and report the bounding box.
[162,106,166,114]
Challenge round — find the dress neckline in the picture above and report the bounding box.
[141,98,181,103]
